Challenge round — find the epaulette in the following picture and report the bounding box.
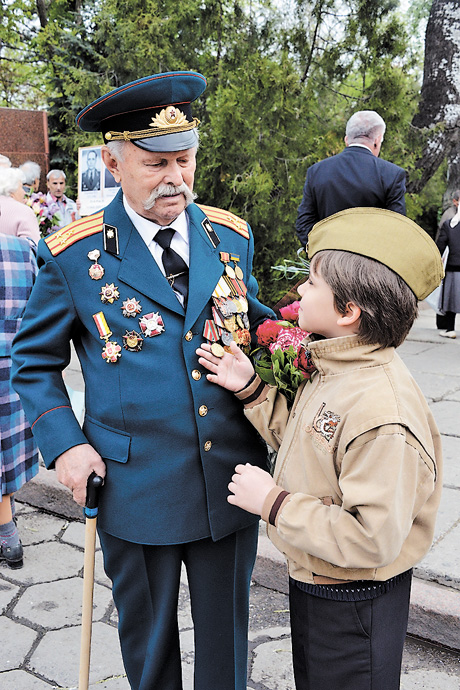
[198,204,250,240]
[45,211,105,256]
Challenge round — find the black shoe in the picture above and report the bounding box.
[0,541,23,569]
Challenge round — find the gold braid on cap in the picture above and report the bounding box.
[105,106,200,142]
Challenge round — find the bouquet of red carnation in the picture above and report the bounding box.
[253,301,315,405]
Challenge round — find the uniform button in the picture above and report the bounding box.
[192,369,202,381]
[204,440,212,451]
[185,331,193,341]
[198,405,208,417]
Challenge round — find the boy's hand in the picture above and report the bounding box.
[227,463,277,515]
[196,340,255,392]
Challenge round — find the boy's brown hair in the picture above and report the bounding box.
[311,250,418,348]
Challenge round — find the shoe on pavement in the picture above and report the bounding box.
[439,330,456,339]
[0,541,23,569]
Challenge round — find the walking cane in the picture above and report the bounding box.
[79,471,104,690]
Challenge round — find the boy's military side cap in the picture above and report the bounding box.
[76,71,206,152]
[308,207,444,300]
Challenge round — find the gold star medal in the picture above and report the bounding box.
[121,297,142,317]
[123,330,144,352]
[88,249,105,280]
[100,283,120,304]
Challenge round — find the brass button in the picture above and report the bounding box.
[198,405,208,417]
[192,369,202,381]
[204,440,212,451]
[185,330,193,341]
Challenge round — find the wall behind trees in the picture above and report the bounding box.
[0,0,449,304]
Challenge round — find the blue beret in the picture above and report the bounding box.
[76,71,207,152]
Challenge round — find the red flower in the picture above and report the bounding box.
[294,344,316,378]
[269,326,306,354]
[256,319,284,347]
[279,300,301,322]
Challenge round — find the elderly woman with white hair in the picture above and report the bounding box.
[0,167,40,246]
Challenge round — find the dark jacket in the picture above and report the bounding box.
[295,146,406,244]
[436,216,460,270]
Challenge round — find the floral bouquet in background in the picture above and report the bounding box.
[253,301,315,406]
[25,192,62,238]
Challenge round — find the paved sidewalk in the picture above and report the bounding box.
[1,302,459,688]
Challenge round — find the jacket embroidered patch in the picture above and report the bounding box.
[312,403,341,443]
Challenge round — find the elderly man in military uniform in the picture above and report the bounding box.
[12,71,273,690]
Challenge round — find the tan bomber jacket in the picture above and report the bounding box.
[237,334,443,584]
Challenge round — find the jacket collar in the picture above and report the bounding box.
[103,191,224,329]
[308,334,394,377]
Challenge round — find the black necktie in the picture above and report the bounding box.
[155,228,189,305]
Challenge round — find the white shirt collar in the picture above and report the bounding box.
[347,143,373,153]
[122,195,189,247]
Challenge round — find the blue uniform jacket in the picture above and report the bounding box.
[11,191,274,545]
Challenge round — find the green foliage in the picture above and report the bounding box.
[0,0,446,306]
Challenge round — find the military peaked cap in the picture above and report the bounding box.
[76,71,207,152]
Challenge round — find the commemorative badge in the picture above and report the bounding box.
[87,249,105,281]
[100,283,120,304]
[139,312,165,337]
[123,330,144,352]
[93,311,121,363]
[121,297,142,317]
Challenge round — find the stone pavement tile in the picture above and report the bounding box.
[17,511,67,546]
[401,670,459,690]
[417,523,460,589]
[61,520,100,550]
[0,616,37,670]
[429,400,460,437]
[402,342,460,376]
[13,577,112,629]
[428,485,460,542]
[179,628,194,690]
[441,435,460,487]
[0,579,19,614]
[249,636,295,690]
[0,670,53,689]
[409,370,460,401]
[94,548,112,588]
[408,579,460,650]
[3,541,83,585]
[28,622,126,687]
[249,625,291,642]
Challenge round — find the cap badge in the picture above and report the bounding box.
[150,107,188,130]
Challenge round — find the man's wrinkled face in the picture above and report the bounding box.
[103,143,196,226]
[47,174,66,199]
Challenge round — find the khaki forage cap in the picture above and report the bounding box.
[307,207,444,300]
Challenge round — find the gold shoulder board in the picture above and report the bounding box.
[45,211,105,256]
[197,205,249,240]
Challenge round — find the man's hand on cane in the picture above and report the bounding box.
[55,444,106,506]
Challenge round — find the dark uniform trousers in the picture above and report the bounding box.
[99,522,258,690]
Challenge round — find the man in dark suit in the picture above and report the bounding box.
[11,71,273,690]
[295,110,406,245]
[81,149,101,191]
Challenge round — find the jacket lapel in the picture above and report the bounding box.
[103,191,184,316]
[184,204,224,333]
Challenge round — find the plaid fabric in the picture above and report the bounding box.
[0,235,39,496]
[0,234,38,356]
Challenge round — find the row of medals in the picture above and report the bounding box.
[88,249,250,363]
[206,251,251,358]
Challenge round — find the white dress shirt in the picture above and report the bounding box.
[123,196,190,305]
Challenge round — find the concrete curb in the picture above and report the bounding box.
[17,466,460,652]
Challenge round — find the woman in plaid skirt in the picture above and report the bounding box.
[0,233,39,568]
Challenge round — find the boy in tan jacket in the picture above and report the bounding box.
[197,208,444,690]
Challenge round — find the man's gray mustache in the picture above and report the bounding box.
[144,183,197,210]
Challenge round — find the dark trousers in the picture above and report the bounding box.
[98,523,258,690]
[289,573,412,690]
[436,311,456,331]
